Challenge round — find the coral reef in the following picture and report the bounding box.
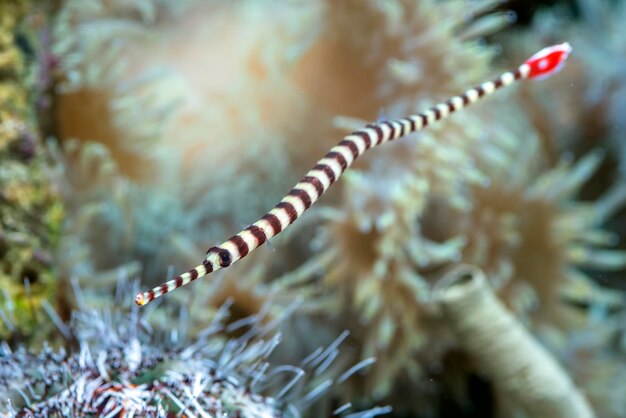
[48,0,511,288]
[48,138,211,283]
[46,2,224,314]
[49,0,319,293]
[0,279,390,418]
[52,0,620,412]
[0,0,64,342]
[2,0,622,416]
[244,2,626,410]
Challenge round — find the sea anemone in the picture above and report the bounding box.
[270,0,534,403]
[52,0,191,180]
[533,286,626,418]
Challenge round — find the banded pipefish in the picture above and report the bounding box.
[136,43,572,307]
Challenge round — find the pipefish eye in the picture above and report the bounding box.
[218,250,232,267]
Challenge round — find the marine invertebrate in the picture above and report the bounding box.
[294,0,502,121]
[49,0,314,292]
[454,148,626,311]
[496,0,626,293]
[52,0,191,180]
[537,292,626,418]
[48,138,214,282]
[0,0,64,342]
[1,279,390,418]
[52,0,309,229]
[434,265,594,418]
[136,43,572,307]
[308,132,626,403]
[51,0,527,281]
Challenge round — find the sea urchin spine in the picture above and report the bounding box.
[136,43,572,307]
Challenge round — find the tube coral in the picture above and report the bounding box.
[434,264,594,418]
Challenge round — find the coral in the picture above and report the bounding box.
[49,1,318,295]
[491,9,626,415]
[434,265,594,418]
[48,0,561,409]
[293,0,506,205]
[519,0,626,290]
[47,135,291,299]
[495,0,626,239]
[457,147,626,315]
[0,0,64,342]
[107,0,331,237]
[293,0,497,117]
[282,113,625,407]
[0,279,390,418]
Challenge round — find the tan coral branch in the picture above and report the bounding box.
[433,265,595,418]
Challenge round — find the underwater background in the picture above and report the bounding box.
[1,0,625,417]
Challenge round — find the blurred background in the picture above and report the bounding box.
[1,0,625,417]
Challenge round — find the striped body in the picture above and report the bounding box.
[135,44,571,307]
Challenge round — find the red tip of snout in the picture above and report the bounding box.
[525,42,572,79]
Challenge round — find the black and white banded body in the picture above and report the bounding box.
[135,43,572,307]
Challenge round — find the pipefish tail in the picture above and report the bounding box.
[135,43,572,307]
